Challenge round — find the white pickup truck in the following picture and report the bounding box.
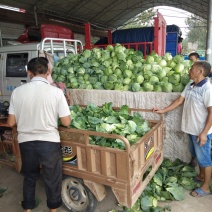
[0,37,83,116]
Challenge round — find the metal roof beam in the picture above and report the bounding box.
[37,8,113,29]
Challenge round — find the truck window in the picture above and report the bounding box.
[6,53,28,78]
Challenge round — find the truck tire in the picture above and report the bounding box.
[61,176,97,212]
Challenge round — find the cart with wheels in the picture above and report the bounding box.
[0,108,164,212]
[59,108,164,211]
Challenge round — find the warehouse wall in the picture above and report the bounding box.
[74,33,100,46]
[0,21,100,46]
[0,22,25,44]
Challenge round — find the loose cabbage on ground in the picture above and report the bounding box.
[52,44,192,92]
[111,158,202,212]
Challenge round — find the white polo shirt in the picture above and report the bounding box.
[9,77,70,143]
[181,78,212,136]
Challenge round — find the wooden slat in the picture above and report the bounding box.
[116,153,128,180]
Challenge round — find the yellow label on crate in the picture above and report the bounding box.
[63,155,76,162]
[146,147,154,160]
[61,143,77,164]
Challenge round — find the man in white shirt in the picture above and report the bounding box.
[153,61,212,198]
[7,57,71,212]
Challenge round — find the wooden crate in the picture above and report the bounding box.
[0,120,21,172]
[60,108,164,208]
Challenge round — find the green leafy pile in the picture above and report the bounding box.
[68,102,150,149]
[52,44,192,92]
[111,158,201,212]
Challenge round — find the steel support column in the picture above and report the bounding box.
[206,0,212,62]
[34,6,38,26]
[108,30,112,44]
[84,23,91,49]
[0,30,2,46]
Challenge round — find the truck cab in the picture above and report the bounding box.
[0,37,83,117]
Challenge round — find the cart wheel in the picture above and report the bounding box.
[61,177,97,212]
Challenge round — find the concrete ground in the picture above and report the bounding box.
[0,164,211,212]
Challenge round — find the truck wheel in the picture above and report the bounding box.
[61,177,97,212]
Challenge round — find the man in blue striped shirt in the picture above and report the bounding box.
[153,61,212,198]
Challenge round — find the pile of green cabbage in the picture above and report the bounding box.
[67,102,150,149]
[52,44,192,92]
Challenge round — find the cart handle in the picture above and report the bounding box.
[59,126,131,154]
[127,108,164,121]
[78,105,164,121]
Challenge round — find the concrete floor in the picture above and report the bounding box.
[0,164,211,212]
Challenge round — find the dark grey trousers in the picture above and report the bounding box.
[19,141,62,209]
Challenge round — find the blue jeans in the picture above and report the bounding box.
[19,141,62,209]
[188,134,212,167]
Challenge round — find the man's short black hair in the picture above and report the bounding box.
[189,52,200,59]
[27,57,48,75]
[178,37,183,43]
[39,57,49,63]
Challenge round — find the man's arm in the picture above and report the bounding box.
[7,114,16,127]
[153,95,185,114]
[198,106,212,146]
[60,115,71,127]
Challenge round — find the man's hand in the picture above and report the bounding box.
[152,107,165,114]
[152,96,184,115]
[197,132,207,146]
[197,106,212,146]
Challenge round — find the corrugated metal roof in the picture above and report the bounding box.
[0,0,209,30]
